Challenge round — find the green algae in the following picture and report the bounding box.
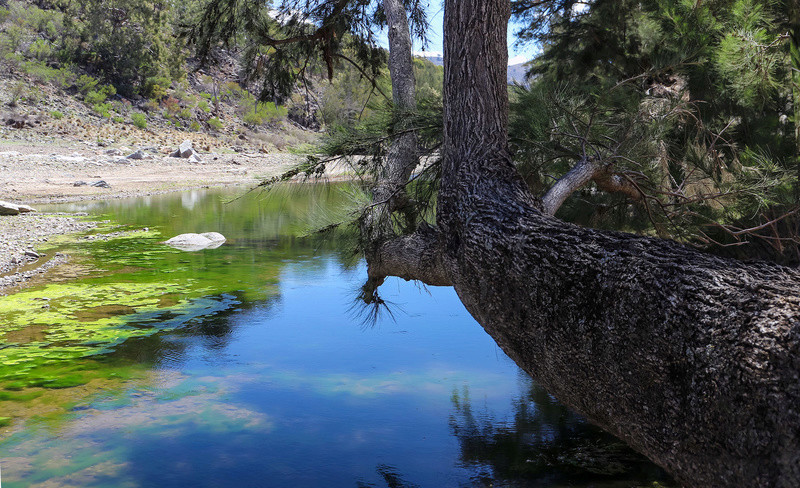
[0,185,351,433]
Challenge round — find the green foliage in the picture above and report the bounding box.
[76,74,99,94]
[0,0,184,95]
[413,57,444,101]
[7,81,25,106]
[221,81,248,102]
[510,0,798,260]
[50,110,63,119]
[131,112,147,129]
[142,76,171,99]
[714,0,783,107]
[59,0,185,94]
[207,117,223,130]
[242,101,288,126]
[189,120,201,131]
[84,84,115,105]
[27,38,53,60]
[92,102,112,118]
[20,61,75,87]
[318,60,390,129]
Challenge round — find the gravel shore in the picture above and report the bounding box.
[0,142,303,204]
[0,212,97,293]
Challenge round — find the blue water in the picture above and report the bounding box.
[0,186,673,487]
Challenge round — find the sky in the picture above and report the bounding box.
[384,1,541,66]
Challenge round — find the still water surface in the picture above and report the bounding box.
[0,185,673,487]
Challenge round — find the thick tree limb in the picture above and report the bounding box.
[541,157,644,216]
[429,0,800,486]
[362,223,451,303]
[541,157,598,215]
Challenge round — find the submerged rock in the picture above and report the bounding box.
[164,232,226,251]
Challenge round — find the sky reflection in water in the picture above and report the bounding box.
[0,187,674,487]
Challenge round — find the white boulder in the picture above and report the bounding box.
[0,201,20,215]
[164,232,226,251]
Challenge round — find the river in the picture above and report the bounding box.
[0,185,673,487]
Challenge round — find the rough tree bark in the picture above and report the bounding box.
[366,0,800,485]
[791,0,800,197]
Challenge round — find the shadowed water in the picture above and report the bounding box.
[0,185,674,487]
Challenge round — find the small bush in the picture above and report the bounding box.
[142,76,170,99]
[178,107,192,119]
[131,112,147,129]
[288,143,316,155]
[142,99,159,112]
[84,84,115,105]
[22,62,69,85]
[113,99,132,114]
[0,24,24,53]
[93,102,112,118]
[50,110,63,119]
[27,39,53,60]
[8,82,25,106]
[76,74,99,93]
[243,101,288,126]
[222,81,247,102]
[85,90,106,105]
[207,117,223,130]
[189,121,201,131]
[197,100,209,112]
[112,116,123,123]
[161,96,180,115]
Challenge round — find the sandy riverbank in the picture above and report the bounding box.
[0,140,304,203]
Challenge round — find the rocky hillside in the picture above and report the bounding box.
[0,0,325,155]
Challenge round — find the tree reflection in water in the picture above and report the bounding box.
[357,465,421,488]
[449,373,676,487]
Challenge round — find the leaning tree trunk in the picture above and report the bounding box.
[791,0,800,198]
[369,0,800,485]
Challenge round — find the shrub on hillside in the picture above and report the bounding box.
[93,102,112,118]
[131,113,147,129]
[207,117,223,131]
[242,101,287,126]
